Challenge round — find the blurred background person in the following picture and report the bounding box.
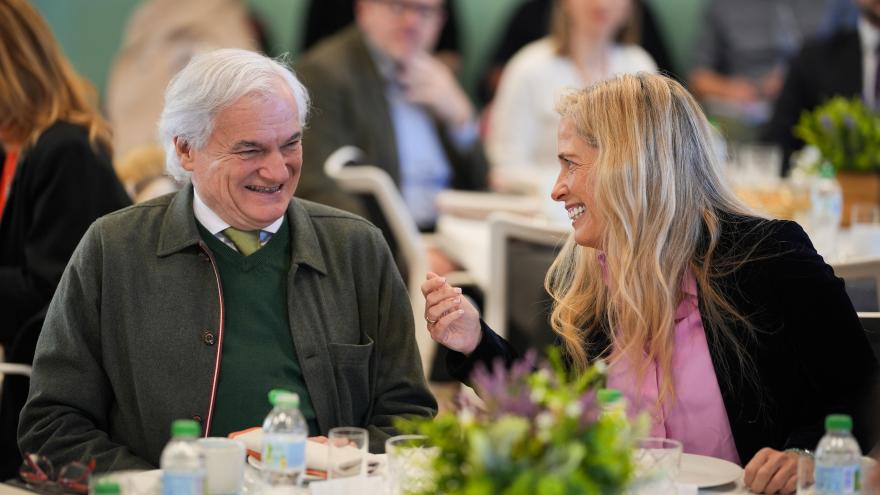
[688,0,831,141]
[478,0,672,105]
[485,0,656,193]
[301,0,462,71]
[767,0,880,174]
[294,0,488,231]
[0,0,131,479]
[105,0,263,190]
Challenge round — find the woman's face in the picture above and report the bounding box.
[565,0,631,43]
[552,117,605,248]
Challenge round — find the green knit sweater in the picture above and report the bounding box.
[198,219,318,436]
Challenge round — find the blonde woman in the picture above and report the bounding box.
[0,0,130,478]
[486,0,655,191]
[422,73,877,494]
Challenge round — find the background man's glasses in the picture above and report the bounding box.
[367,0,444,20]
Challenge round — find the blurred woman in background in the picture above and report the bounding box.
[424,73,877,494]
[0,0,131,478]
[485,0,656,192]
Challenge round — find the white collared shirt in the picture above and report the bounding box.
[860,17,880,108]
[192,189,284,252]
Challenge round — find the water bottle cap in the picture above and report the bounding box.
[94,480,121,495]
[819,162,836,178]
[170,419,201,438]
[825,414,852,432]
[269,389,299,407]
[597,388,622,405]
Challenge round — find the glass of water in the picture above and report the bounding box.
[385,435,438,495]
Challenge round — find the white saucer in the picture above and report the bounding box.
[677,453,743,488]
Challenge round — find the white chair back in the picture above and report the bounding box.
[483,213,569,341]
[324,148,435,373]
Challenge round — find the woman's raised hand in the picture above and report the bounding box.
[420,272,482,355]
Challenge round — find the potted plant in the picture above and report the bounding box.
[396,351,638,494]
[794,96,880,225]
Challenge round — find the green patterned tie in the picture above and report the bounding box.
[222,227,262,256]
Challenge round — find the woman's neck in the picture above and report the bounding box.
[568,35,611,83]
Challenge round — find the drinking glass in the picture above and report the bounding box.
[626,438,683,495]
[385,435,437,495]
[848,203,880,258]
[327,427,369,479]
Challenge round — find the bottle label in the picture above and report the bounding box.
[262,433,305,472]
[162,471,204,495]
[815,463,861,493]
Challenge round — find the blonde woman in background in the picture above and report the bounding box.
[485,0,655,192]
[0,0,131,478]
[423,73,877,494]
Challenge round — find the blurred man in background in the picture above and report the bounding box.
[294,0,488,231]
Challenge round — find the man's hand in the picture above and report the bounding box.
[399,53,474,129]
[420,272,481,354]
[743,448,800,494]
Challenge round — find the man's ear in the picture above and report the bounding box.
[174,137,195,171]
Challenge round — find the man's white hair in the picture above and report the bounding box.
[158,49,310,181]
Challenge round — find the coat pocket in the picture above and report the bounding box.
[327,337,374,425]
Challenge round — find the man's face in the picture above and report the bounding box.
[178,82,303,230]
[858,0,880,27]
[356,0,445,62]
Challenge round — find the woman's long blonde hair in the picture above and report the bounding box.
[0,0,111,150]
[547,73,759,407]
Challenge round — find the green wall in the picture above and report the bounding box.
[32,0,707,104]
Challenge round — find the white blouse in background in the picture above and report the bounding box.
[487,37,657,191]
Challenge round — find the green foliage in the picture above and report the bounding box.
[395,350,637,495]
[794,96,880,172]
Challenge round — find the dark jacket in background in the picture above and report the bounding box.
[766,30,862,174]
[294,26,488,217]
[0,120,131,480]
[447,215,878,465]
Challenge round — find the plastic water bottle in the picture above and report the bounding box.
[160,419,205,495]
[814,414,862,494]
[91,479,121,495]
[261,389,307,489]
[809,163,843,255]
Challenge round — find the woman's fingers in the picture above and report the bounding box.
[425,295,462,323]
[744,448,798,494]
[428,309,465,343]
[425,285,462,309]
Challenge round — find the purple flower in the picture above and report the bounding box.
[843,115,856,129]
[820,114,833,130]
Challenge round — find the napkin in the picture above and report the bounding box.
[229,427,373,472]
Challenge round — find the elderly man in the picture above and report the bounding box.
[294,0,488,231]
[18,49,436,471]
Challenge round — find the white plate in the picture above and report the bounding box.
[677,453,743,488]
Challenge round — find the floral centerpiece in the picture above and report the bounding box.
[396,351,638,494]
[793,96,880,172]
